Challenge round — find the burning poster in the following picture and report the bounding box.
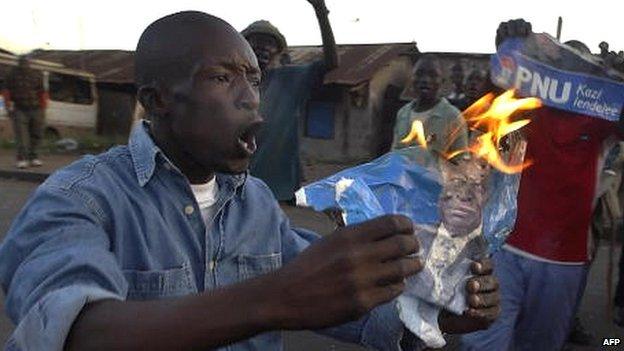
[295,90,541,346]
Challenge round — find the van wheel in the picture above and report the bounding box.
[44,127,60,141]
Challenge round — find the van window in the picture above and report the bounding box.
[48,73,93,104]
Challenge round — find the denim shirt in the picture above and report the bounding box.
[0,122,419,351]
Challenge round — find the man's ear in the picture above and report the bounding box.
[137,84,169,119]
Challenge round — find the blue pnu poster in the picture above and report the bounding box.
[491,33,624,121]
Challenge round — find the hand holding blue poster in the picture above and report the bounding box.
[491,33,624,121]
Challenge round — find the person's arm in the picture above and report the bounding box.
[66,275,294,350]
[68,219,422,349]
[307,0,339,70]
[1,89,10,113]
[3,73,14,114]
[3,181,422,351]
[391,103,411,150]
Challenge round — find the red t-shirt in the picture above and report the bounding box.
[506,107,619,262]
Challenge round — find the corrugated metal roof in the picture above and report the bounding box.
[0,52,95,79]
[288,43,416,85]
[31,44,415,87]
[27,43,422,86]
[30,50,134,84]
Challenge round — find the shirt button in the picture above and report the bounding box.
[184,205,194,215]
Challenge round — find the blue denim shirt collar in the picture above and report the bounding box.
[128,120,248,192]
[128,121,161,187]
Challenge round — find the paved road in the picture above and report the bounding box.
[0,179,622,350]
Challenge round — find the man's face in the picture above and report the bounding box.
[450,67,464,89]
[465,71,486,100]
[439,162,487,237]
[165,31,263,175]
[412,60,441,102]
[246,34,280,72]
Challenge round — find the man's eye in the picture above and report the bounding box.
[441,193,455,200]
[211,75,230,83]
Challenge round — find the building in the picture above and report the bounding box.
[289,44,491,162]
[19,46,491,162]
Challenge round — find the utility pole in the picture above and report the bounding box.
[556,16,563,41]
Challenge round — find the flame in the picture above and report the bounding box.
[454,90,542,174]
[400,119,428,148]
[400,90,542,174]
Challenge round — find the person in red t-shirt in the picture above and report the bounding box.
[460,19,624,351]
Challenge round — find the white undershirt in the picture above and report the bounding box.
[190,177,219,227]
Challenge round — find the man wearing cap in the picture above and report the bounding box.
[242,0,338,202]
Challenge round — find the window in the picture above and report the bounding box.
[48,72,93,104]
[305,101,334,139]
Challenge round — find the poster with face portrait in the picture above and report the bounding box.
[296,138,526,346]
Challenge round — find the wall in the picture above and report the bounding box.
[299,56,413,163]
[97,83,136,137]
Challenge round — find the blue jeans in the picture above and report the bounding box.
[459,249,587,351]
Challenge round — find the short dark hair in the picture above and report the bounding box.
[412,54,441,74]
[134,11,231,88]
[564,40,591,55]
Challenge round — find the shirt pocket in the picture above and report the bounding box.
[123,263,198,300]
[237,253,282,281]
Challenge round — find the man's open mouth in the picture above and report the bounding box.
[237,121,263,157]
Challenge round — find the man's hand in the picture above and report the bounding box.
[439,258,501,334]
[323,208,345,227]
[496,19,532,47]
[267,215,422,330]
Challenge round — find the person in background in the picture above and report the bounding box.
[446,62,465,107]
[242,0,338,202]
[3,56,45,169]
[391,55,468,160]
[566,141,623,347]
[453,68,488,112]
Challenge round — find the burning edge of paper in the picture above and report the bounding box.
[401,90,542,174]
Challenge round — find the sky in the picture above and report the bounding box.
[1,0,622,55]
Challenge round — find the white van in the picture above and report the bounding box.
[0,52,97,140]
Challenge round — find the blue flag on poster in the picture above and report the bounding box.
[491,34,624,121]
